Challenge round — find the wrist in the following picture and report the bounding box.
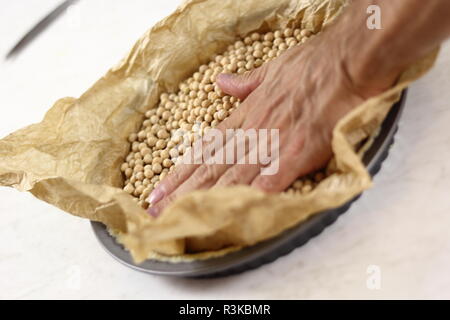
[332,0,449,99]
[333,1,406,98]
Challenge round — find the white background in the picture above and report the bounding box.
[0,0,449,299]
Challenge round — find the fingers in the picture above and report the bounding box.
[147,138,201,205]
[148,128,258,216]
[148,190,177,217]
[149,161,262,217]
[149,68,269,210]
[147,105,245,211]
[148,164,222,217]
[150,129,331,217]
[147,159,194,205]
[217,65,268,101]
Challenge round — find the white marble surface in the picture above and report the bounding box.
[0,0,449,300]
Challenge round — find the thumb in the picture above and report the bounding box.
[217,66,267,101]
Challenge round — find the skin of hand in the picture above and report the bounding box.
[146,32,393,217]
[147,0,450,217]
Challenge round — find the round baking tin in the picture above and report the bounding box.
[91,91,407,278]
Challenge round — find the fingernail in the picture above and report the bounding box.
[148,206,159,217]
[148,187,164,205]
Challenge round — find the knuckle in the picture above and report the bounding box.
[254,175,278,192]
[172,166,187,182]
[218,168,240,186]
[166,193,177,206]
[288,135,306,154]
[194,165,218,186]
[156,193,176,212]
[168,164,197,187]
[163,169,181,191]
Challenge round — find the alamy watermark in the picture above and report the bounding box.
[367,5,382,30]
[366,265,381,290]
[171,124,280,175]
[66,265,81,290]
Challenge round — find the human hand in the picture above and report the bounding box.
[147,28,398,217]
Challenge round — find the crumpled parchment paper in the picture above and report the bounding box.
[0,0,438,263]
